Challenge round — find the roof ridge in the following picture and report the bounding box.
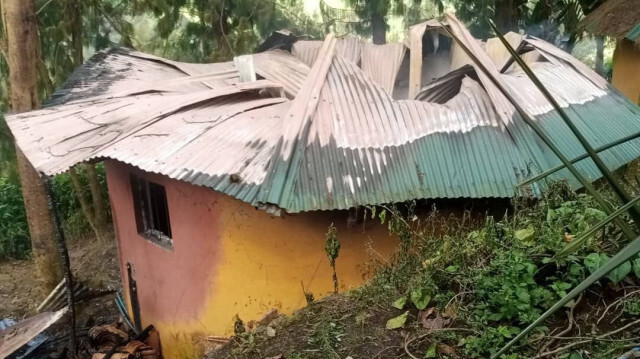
[257,34,338,210]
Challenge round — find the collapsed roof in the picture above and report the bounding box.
[7,13,640,213]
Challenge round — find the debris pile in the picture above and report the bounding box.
[84,323,159,359]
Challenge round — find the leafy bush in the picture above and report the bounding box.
[0,177,30,259]
[354,181,637,358]
[0,163,111,259]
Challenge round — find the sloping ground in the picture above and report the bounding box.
[211,183,640,359]
[0,230,121,319]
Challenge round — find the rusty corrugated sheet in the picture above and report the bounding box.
[292,36,362,66]
[252,50,309,97]
[47,48,238,107]
[0,308,67,359]
[6,14,640,214]
[361,42,406,94]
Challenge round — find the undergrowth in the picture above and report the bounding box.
[216,181,640,359]
[0,163,110,259]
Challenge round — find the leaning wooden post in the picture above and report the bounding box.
[408,24,424,99]
[487,19,640,224]
[43,177,76,357]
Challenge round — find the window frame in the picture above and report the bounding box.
[130,173,173,249]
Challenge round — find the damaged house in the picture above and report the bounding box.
[7,14,640,358]
[580,0,640,104]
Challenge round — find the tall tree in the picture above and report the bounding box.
[455,0,527,38]
[1,0,63,291]
[577,0,606,74]
[344,0,405,44]
[34,0,133,241]
[65,0,109,241]
[134,0,321,62]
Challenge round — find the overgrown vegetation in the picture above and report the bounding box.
[0,163,109,259]
[216,181,640,359]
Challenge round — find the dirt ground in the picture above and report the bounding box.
[0,230,122,320]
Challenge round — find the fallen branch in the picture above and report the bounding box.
[598,289,640,325]
[404,328,477,359]
[536,318,640,358]
[540,293,583,353]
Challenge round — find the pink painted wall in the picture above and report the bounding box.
[104,160,398,358]
[106,161,224,324]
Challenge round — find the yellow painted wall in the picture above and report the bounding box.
[105,160,399,358]
[612,39,640,104]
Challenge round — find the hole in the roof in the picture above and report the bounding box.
[393,32,453,100]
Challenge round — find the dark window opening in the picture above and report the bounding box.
[130,174,172,248]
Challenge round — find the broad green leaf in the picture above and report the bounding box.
[411,288,431,310]
[445,265,458,273]
[495,236,640,358]
[514,225,535,246]
[606,261,632,284]
[379,210,386,224]
[392,297,407,309]
[584,253,608,274]
[386,311,408,330]
[585,208,607,221]
[425,344,437,358]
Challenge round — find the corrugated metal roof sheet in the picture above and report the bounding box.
[361,42,406,94]
[7,13,640,214]
[627,23,640,41]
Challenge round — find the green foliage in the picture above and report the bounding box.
[0,116,18,182]
[0,162,110,259]
[134,0,322,63]
[0,177,30,259]
[50,163,110,238]
[325,224,340,265]
[353,181,639,358]
[308,320,343,356]
[392,296,407,309]
[385,311,408,329]
[462,326,522,358]
[410,287,430,310]
[474,251,554,324]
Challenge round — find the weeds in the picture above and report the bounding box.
[216,181,640,359]
[0,163,111,259]
[325,224,340,294]
[308,320,343,358]
[355,181,640,357]
[0,177,30,258]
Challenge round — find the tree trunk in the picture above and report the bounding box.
[371,12,386,45]
[68,166,103,239]
[595,35,604,76]
[494,0,515,33]
[3,0,63,292]
[85,164,107,234]
[68,0,109,240]
[36,34,54,98]
[69,0,83,66]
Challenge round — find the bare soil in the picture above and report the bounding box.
[0,229,121,321]
[211,284,640,359]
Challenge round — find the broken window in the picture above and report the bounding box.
[130,174,172,248]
